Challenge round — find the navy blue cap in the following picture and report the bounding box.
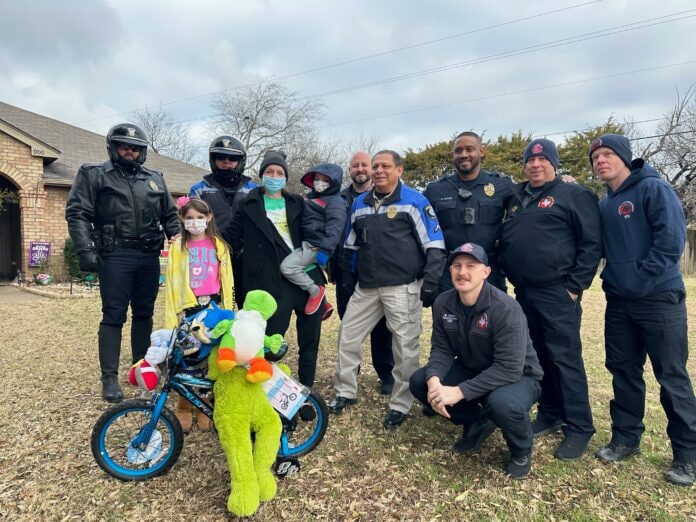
[523,138,559,170]
[589,133,632,168]
[448,242,488,266]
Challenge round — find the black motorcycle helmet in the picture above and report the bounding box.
[209,135,247,182]
[106,123,149,167]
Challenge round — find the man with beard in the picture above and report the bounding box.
[424,132,514,294]
[189,136,256,303]
[333,151,395,395]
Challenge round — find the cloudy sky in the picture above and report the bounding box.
[2,0,695,157]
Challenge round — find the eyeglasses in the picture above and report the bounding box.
[457,188,472,201]
[116,143,141,152]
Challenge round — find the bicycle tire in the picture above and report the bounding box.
[279,390,329,458]
[91,399,184,481]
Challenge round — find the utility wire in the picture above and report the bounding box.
[158,11,696,129]
[315,60,696,128]
[75,1,602,123]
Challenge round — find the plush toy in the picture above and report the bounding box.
[194,290,284,383]
[128,328,174,391]
[206,290,284,517]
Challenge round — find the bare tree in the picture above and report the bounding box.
[209,80,324,173]
[133,106,200,164]
[638,84,696,224]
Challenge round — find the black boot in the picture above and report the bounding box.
[131,317,153,364]
[99,324,124,403]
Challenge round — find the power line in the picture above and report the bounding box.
[307,10,696,100]
[315,60,696,129]
[629,129,696,141]
[160,10,696,130]
[75,1,602,124]
[534,118,666,139]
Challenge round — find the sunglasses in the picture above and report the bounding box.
[116,143,141,152]
[214,154,242,162]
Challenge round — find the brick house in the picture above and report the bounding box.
[0,102,207,280]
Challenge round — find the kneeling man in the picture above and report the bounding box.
[409,243,543,478]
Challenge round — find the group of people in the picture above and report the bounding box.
[65,124,695,485]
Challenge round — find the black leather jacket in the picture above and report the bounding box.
[65,160,179,253]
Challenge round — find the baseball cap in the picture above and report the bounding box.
[448,242,488,266]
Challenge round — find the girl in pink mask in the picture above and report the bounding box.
[165,196,234,432]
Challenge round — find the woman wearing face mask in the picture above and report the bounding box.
[165,196,234,432]
[226,151,329,388]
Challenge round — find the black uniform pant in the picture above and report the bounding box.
[266,278,322,388]
[515,284,595,439]
[410,365,541,458]
[98,248,160,377]
[336,272,394,384]
[605,289,696,461]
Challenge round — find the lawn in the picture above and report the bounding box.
[0,277,694,521]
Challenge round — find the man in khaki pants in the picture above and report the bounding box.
[329,150,446,429]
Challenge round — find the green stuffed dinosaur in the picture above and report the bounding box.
[206,289,284,517]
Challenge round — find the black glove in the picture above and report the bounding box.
[420,283,438,308]
[78,250,102,272]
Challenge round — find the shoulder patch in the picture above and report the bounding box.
[424,205,437,220]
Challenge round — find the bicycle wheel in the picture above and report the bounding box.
[279,390,328,458]
[91,399,184,481]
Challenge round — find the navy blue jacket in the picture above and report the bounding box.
[343,181,447,289]
[600,159,686,298]
[189,173,256,243]
[299,164,346,253]
[499,176,602,294]
[423,169,514,254]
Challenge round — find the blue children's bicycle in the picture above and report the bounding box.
[90,320,328,481]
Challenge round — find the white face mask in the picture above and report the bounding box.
[184,218,207,235]
[313,180,330,193]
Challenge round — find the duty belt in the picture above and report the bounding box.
[114,238,146,249]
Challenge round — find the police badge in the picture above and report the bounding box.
[127,127,136,137]
[149,180,160,191]
[484,183,495,197]
[387,206,398,219]
[222,138,230,148]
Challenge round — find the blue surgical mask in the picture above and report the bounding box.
[262,176,286,194]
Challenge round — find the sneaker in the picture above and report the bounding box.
[383,409,407,429]
[506,453,532,479]
[304,286,327,315]
[554,435,591,461]
[453,419,496,454]
[664,460,695,486]
[102,375,124,403]
[531,416,563,438]
[321,301,334,321]
[595,442,640,463]
[378,380,394,395]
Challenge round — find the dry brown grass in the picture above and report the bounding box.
[0,278,694,521]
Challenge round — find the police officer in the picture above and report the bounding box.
[334,151,395,395]
[499,138,602,460]
[590,134,696,486]
[409,243,543,478]
[189,135,256,304]
[329,150,447,429]
[424,131,514,293]
[66,123,180,402]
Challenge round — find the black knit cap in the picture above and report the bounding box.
[589,134,632,168]
[259,150,289,178]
